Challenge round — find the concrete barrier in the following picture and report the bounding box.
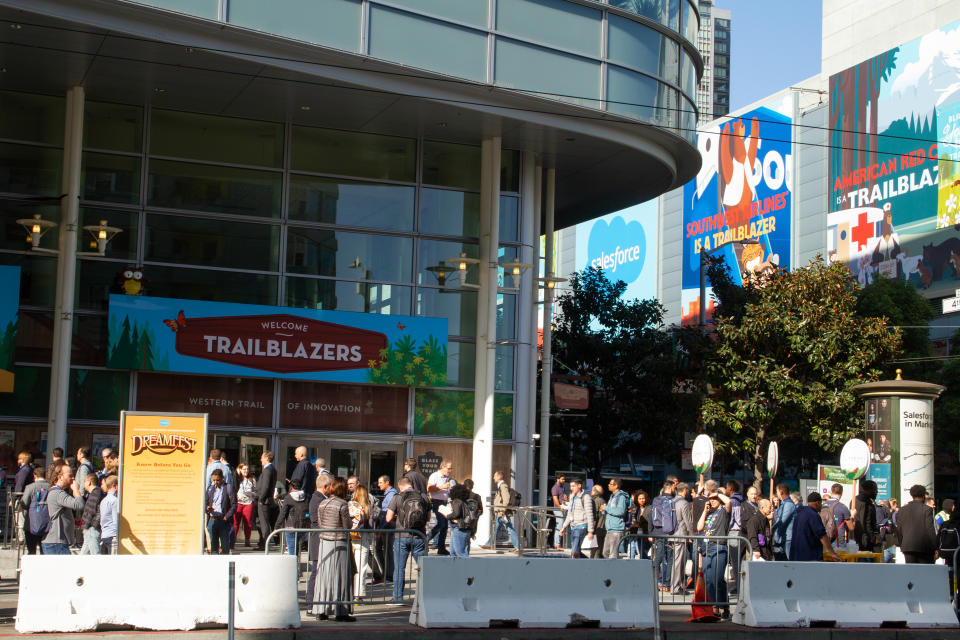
[733,561,958,628]
[410,557,657,628]
[16,554,300,633]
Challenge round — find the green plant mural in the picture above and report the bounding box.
[107,315,158,371]
[369,334,447,387]
[414,389,513,439]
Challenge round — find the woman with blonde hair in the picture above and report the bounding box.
[349,484,373,599]
[312,477,353,622]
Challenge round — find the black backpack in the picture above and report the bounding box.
[508,488,522,507]
[28,488,51,537]
[937,522,960,561]
[396,491,429,532]
[458,496,480,532]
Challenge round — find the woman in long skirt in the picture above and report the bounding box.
[312,477,355,622]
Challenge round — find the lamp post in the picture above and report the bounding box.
[698,239,760,327]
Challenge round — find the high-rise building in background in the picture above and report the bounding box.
[695,1,731,121]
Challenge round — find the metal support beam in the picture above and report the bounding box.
[538,168,555,507]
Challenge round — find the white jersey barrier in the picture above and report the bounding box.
[16,555,300,633]
[410,556,658,628]
[734,561,958,628]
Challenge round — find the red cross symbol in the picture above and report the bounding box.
[850,211,874,251]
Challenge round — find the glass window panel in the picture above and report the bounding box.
[69,369,129,420]
[148,159,282,217]
[284,277,412,315]
[682,50,698,99]
[387,0,487,25]
[608,15,679,84]
[413,388,513,438]
[84,101,143,153]
[0,91,64,145]
[73,314,108,367]
[607,67,675,128]
[419,188,479,237]
[422,141,480,190]
[290,126,415,182]
[14,309,53,364]
[683,0,698,42]
[288,175,414,231]
[499,196,519,242]
[495,344,514,390]
[496,293,517,340]
[417,239,480,286]
[496,0,601,57]
[0,253,57,307]
[0,142,62,196]
[0,202,59,252]
[494,393,513,439]
[609,0,679,30]
[78,208,138,261]
[445,340,475,388]
[681,96,697,145]
[150,109,283,168]
[228,0,362,53]
[145,265,278,305]
[82,152,141,204]
[416,287,477,337]
[76,259,127,311]
[495,38,601,109]
[501,149,520,192]
[129,0,218,18]
[286,227,412,282]
[146,214,279,271]
[0,365,50,417]
[369,6,487,82]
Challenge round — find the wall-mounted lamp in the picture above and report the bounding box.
[443,252,481,289]
[499,257,532,291]
[426,263,457,289]
[81,219,123,256]
[16,213,58,253]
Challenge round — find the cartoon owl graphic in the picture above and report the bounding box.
[116,266,147,296]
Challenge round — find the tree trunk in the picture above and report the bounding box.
[752,426,768,489]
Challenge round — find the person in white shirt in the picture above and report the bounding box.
[427,461,455,555]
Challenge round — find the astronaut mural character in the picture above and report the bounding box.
[680,102,793,326]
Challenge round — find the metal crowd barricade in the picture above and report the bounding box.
[620,533,752,614]
[264,527,429,609]
[2,489,22,550]
[513,506,565,555]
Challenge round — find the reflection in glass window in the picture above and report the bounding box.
[0,366,50,418]
[291,126,416,182]
[75,259,124,311]
[499,196,519,242]
[417,239,480,286]
[416,287,478,337]
[419,189,479,238]
[0,91,64,145]
[78,208,137,261]
[145,265,278,305]
[446,341,475,388]
[146,214,280,271]
[0,142,62,196]
[286,227,413,282]
[422,141,481,190]
[288,175,414,231]
[495,344,514,390]
[151,109,284,168]
[496,293,517,340]
[501,150,521,192]
[73,313,109,367]
[608,15,679,84]
[15,309,53,364]
[84,101,142,153]
[82,152,141,204]
[148,159,282,217]
[0,202,59,252]
[69,369,130,420]
[682,0,698,43]
[610,0,679,30]
[0,252,57,307]
[285,277,412,315]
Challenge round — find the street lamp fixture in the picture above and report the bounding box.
[443,252,481,289]
[81,219,123,256]
[537,272,566,290]
[426,263,457,288]
[16,213,57,252]
[499,256,532,291]
[698,238,760,327]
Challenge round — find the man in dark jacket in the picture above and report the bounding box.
[13,451,33,546]
[744,498,774,561]
[898,484,937,564]
[255,451,278,551]
[937,500,959,600]
[206,469,236,555]
[289,446,317,500]
[403,458,428,496]
[854,480,879,551]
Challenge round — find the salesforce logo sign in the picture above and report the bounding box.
[586,216,647,283]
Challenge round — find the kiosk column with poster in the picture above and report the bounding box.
[118,411,208,554]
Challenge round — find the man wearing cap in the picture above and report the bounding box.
[789,493,840,561]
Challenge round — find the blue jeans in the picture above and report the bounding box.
[883,546,897,563]
[450,527,471,557]
[393,535,425,601]
[704,543,729,613]
[569,525,587,558]
[485,514,520,549]
[429,501,448,552]
[41,543,71,555]
[207,518,231,555]
[653,535,673,586]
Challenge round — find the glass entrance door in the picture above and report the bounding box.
[369,449,397,496]
[277,436,403,492]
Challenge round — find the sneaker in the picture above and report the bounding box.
[334,615,356,622]
[437,549,450,556]
[479,545,491,550]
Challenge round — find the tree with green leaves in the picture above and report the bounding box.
[701,257,902,485]
[855,274,934,379]
[550,267,694,481]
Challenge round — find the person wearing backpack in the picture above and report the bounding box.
[558,478,595,558]
[480,471,521,553]
[41,464,86,555]
[446,484,475,557]
[821,483,854,550]
[936,500,959,600]
[386,477,430,602]
[19,465,48,555]
[650,481,678,589]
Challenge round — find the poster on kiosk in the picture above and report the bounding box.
[118,411,208,554]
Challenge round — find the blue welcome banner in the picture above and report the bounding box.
[0,265,20,393]
[108,295,448,386]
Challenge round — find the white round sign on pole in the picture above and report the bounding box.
[692,434,714,476]
[766,441,779,477]
[839,438,871,481]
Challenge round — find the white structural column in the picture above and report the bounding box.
[537,168,555,507]
[47,86,84,453]
[513,152,537,503]
[471,136,501,546]
[529,164,542,505]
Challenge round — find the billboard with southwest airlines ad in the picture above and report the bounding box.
[574,200,658,302]
[680,98,794,325]
[827,19,960,298]
[108,295,448,386]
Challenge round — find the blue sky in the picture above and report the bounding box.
[715,0,823,111]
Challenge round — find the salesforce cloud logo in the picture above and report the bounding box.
[586,216,647,284]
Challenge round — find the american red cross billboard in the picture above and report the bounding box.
[108,295,448,386]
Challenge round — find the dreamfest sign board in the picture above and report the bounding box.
[680,97,794,326]
[575,200,658,302]
[108,295,448,386]
[827,19,960,299]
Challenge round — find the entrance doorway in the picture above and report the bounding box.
[278,436,403,494]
